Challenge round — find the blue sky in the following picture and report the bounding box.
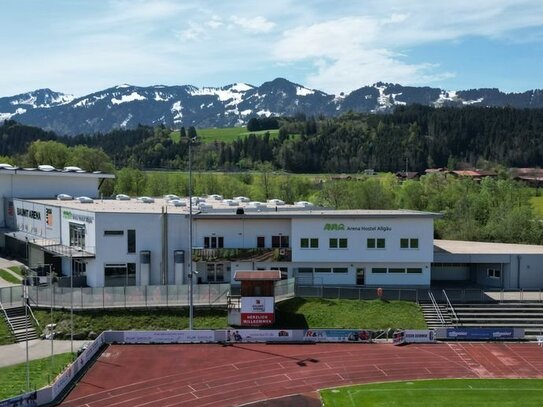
[2,0,543,96]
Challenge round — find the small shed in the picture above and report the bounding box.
[229,270,282,327]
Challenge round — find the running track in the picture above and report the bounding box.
[59,342,543,407]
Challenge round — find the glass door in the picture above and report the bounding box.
[356,268,365,285]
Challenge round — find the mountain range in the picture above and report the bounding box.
[2,78,543,135]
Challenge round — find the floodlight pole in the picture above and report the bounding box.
[23,269,29,392]
[188,137,194,330]
[70,255,74,355]
[50,265,54,381]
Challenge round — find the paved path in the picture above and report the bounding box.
[0,258,23,288]
[0,339,89,367]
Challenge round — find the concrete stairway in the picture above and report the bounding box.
[420,301,454,329]
[453,302,543,341]
[3,306,39,342]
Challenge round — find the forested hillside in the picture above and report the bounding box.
[3,105,543,172]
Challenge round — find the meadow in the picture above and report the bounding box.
[170,127,280,143]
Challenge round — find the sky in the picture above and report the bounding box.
[2,0,543,97]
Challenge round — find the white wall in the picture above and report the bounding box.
[193,218,291,248]
[291,217,434,263]
[12,200,61,241]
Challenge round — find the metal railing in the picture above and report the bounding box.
[295,285,418,302]
[25,303,40,329]
[0,300,15,334]
[442,289,459,324]
[428,290,445,326]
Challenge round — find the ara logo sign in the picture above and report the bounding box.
[324,223,345,231]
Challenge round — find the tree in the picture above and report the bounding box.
[25,140,70,168]
[187,126,198,140]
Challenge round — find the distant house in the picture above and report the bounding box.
[425,168,446,174]
[449,170,497,181]
[395,171,421,181]
[331,174,353,181]
[511,168,543,187]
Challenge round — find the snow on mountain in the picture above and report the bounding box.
[3,79,543,135]
[111,92,147,105]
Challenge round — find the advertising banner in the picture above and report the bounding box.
[122,330,215,344]
[302,329,372,343]
[225,329,293,342]
[240,297,275,326]
[393,330,435,345]
[444,328,517,340]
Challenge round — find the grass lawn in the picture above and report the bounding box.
[0,269,21,284]
[321,379,543,407]
[0,352,73,399]
[530,196,543,218]
[171,127,279,143]
[7,266,24,277]
[0,317,15,345]
[31,298,425,339]
[275,298,426,330]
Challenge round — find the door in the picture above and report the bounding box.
[356,268,365,285]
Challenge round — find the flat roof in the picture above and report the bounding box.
[434,239,543,255]
[19,197,439,218]
[0,166,114,179]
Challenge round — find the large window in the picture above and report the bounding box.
[371,268,387,273]
[329,238,348,249]
[127,229,136,253]
[300,238,319,249]
[367,238,385,249]
[333,267,348,273]
[104,263,136,286]
[297,267,313,273]
[69,223,86,249]
[207,263,225,282]
[257,236,265,248]
[204,236,224,249]
[400,238,419,249]
[272,235,289,248]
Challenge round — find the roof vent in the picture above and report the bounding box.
[168,199,186,207]
[63,166,83,172]
[57,194,73,201]
[76,196,94,203]
[164,194,180,201]
[295,201,314,208]
[208,194,223,201]
[267,199,285,206]
[38,165,55,171]
[223,199,237,206]
[115,194,130,201]
[233,196,250,203]
[0,163,16,170]
[137,196,155,203]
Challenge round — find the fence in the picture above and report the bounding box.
[0,278,296,310]
[295,285,419,302]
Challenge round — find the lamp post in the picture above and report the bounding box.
[188,136,194,330]
[70,256,74,355]
[22,268,29,392]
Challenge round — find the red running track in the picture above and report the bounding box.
[59,342,543,407]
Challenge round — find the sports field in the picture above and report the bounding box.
[59,342,543,407]
[321,379,543,407]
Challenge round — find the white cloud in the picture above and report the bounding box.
[230,16,276,33]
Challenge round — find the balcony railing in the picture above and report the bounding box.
[192,248,291,262]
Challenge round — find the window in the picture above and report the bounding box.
[372,268,387,273]
[367,238,385,249]
[400,238,419,249]
[315,267,331,273]
[389,268,405,273]
[104,263,136,287]
[333,267,348,273]
[204,236,224,249]
[69,223,86,248]
[257,236,265,248]
[301,238,318,249]
[272,266,289,280]
[127,229,136,253]
[104,230,124,236]
[272,235,289,248]
[329,238,347,249]
[297,267,313,273]
[487,268,501,279]
[407,268,423,274]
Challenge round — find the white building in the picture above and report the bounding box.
[2,167,543,290]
